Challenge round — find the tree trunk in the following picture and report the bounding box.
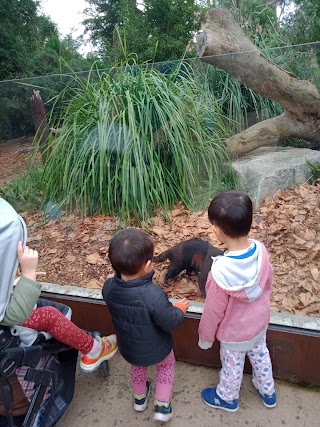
[194,8,320,158]
[30,90,50,163]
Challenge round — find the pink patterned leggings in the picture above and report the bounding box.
[217,334,275,402]
[22,306,94,354]
[131,350,175,402]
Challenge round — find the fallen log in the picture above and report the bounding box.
[194,8,320,158]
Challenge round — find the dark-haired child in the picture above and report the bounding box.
[102,228,190,423]
[199,191,276,412]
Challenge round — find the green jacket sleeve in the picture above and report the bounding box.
[0,277,42,326]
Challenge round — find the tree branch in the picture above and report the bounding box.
[194,8,320,158]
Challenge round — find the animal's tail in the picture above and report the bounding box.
[153,248,172,263]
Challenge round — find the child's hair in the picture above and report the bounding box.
[208,190,252,238]
[108,228,154,276]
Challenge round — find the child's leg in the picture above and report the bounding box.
[247,334,275,396]
[22,306,118,374]
[131,365,148,396]
[36,298,71,318]
[22,306,94,354]
[155,350,175,402]
[216,346,246,402]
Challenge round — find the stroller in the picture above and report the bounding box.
[0,198,110,426]
[0,299,109,427]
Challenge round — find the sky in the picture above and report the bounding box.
[41,0,90,53]
[41,0,87,38]
[41,0,144,54]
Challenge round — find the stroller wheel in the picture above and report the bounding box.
[99,360,110,377]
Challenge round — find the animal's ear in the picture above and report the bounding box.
[192,253,205,268]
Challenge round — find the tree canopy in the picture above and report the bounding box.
[1,0,319,79]
[0,0,97,140]
[0,0,93,80]
[82,0,320,65]
[282,1,320,49]
[1,0,319,141]
[83,0,200,63]
[0,0,55,79]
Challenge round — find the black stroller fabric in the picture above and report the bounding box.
[31,347,78,427]
[0,299,78,427]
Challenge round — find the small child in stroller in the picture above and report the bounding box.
[0,198,118,425]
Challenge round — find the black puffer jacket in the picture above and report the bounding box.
[102,271,185,366]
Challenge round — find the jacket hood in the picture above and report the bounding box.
[0,198,27,321]
[211,239,263,302]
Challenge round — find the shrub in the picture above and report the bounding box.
[0,167,44,212]
[42,63,233,221]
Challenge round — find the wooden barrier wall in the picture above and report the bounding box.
[42,293,320,386]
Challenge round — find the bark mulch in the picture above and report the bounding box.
[21,182,320,317]
[2,139,319,317]
[0,138,34,188]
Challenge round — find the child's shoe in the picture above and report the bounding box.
[254,387,277,408]
[201,388,239,412]
[80,334,118,373]
[133,381,150,412]
[153,400,173,423]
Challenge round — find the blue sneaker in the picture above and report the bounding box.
[201,388,239,412]
[133,381,150,412]
[153,400,173,422]
[255,387,277,408]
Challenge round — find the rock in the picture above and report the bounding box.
[232,147,320,207]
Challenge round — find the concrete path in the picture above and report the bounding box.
[58,355,319,427]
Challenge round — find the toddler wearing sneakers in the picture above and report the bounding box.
[198,191,276,412]
[0,198,117,373]
[102,228,190,422]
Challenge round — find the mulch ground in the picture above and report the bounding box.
[0,138,34,187]
[1,139,320,317]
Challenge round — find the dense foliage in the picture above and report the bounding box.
[0,0,96,139]
[0,0,54,80]
[1,0,319,219]
[0,0,93,80]
[83,0,200,63]
[41,64,231,220]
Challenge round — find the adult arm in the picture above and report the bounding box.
[0,277,41,326]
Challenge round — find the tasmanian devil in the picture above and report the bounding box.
[153,239,223,297]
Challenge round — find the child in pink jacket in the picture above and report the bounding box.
[198,190,276,412]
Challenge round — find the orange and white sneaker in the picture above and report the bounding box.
[80,334,118,373]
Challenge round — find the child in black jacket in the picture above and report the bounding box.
[102,228,190,423]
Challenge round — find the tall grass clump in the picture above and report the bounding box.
[192,61,283,133]
[42,62,233,221]
[0,168,44,212]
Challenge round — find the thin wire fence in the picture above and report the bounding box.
[0,41,319,140]
[0,40,319,84]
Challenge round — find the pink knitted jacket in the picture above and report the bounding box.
[198,240,272,351]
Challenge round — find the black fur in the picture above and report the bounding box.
[153,239,223,296]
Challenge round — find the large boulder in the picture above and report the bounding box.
[232,147,320,207]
